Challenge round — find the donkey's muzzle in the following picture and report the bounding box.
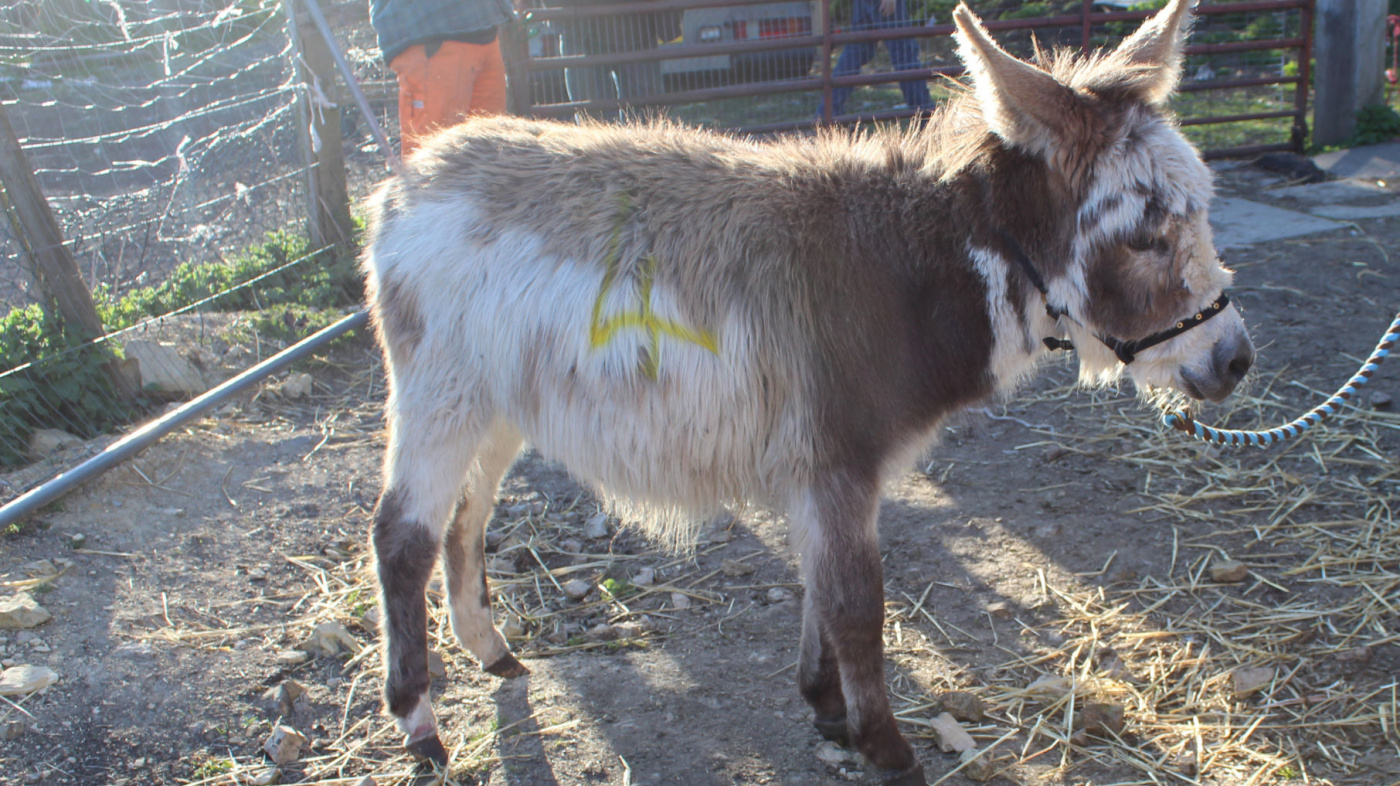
[1186,334,1254,402]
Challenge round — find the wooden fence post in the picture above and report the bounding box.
[284,0,355,253]
[1313,0,1388,147]
[0,103,105,339]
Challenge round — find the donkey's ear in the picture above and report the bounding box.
[1110,0,1195,104]
[952,3,1081,156]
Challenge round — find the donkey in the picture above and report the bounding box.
[360,0,1253,781]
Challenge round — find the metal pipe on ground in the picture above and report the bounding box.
[0,309,370,530]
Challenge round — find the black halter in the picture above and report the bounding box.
[995,229,1231,365]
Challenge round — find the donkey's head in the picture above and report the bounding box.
[953,0,1254,402]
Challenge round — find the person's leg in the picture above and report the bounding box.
[563,26,620,122]
[829,40,875,117]
[390,40,505,155]
[885,0,930,108]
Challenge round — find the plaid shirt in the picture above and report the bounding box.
[369,0,516,64]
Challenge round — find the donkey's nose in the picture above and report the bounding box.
[1209,335,1254,399]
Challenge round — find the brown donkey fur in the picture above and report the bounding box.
[359,1,1254,781]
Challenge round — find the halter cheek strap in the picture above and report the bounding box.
[994,228,1229,365]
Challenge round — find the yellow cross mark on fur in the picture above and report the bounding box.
[589,198,719,380]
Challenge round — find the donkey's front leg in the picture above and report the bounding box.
[795,472,924,785]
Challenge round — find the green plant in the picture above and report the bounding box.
[189,758,235,779]
[1346,104,1400,147]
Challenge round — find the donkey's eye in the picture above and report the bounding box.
[1127,236,1168,253]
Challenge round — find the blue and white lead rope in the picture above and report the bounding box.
[1163,310,1399,447]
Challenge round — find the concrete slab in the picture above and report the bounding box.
[1209,197,1345,248]
[1310,203,1400,220]
[1312,142,1400,181]
[1268,179,1391,203]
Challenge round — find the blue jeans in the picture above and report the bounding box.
[827,0,930,116]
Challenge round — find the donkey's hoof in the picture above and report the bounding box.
[813,715,850,747]
[484,652,530,679]
[405,732,449,766]
[876,763,926,786]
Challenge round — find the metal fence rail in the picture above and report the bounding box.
[506,0,1314,157]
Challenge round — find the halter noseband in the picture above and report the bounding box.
[995,229,1230,365]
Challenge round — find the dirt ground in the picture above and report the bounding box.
[1,163,1398,786]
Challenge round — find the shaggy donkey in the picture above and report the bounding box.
[361,0,1253,780]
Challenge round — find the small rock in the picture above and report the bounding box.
[1025,674,1072,702]
[1370,391,1392,410]
[124,340,208,396]
[939,691,985,723]
[299,621,362,657]
[263,724,308,765]
[1210,559,1249,583]
[766,587,791,604]
[985,601,1013,619]
[0,595,51,629]
[1079,703,1125,737]
[2,720,24,739]
[274,650,309,666]
[1099,650,1132,681]
[279,373,314,400]
[613,621,645,639]
[1231,666,1274,698]
[0,664,59,696]
[562,579,592,601]
[929,712,975,753]
[583,513,610,540]
[670,592,692,610]
[250,767,282,786]
[27,428,83,458]
[958,748,996,782]
[277,680,306,717]
[68,533,87,550]
[20,561,57,578]
[721,559,755,577]
[487,556,515,576]
[584,623,619,643]
[499,617,526,639]
[354,778,376,786]
[815,740,850,764]
[1171,753,1198,776]
[632,567,655,586]
[559,538,583,554]
[362,607,381,629]
[427,651,447,679]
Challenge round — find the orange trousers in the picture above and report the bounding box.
[390,39,507,155]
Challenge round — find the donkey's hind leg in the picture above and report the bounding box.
[443,419,527,677]
[373,410,486,766]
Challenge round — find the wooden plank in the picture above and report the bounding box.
[0,103,105,338]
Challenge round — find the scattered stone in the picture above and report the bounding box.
[1079,703,1125,737]
[250,767,282,786]
[939,691,985,723]
[274,650,309,666]
[2,720,24,740]
[721,559,755,577]
[1210,559,1249,583]
[613,621,645,639]
[68,533,87,550]
[299,621,362,657]
[427,651,447,680]
[1371,391,1393,410]
[361,607,381,629]
[1231,666,1274,698]
[583,513,610,540]
[766,587,791,604]
[562,579,592,601]
[703,514,735,543]
[278,373,314,400]
[958,748,996,782]
[499,616,526,639]
[929,712,975,753]
[1099,650,1132,681]
[0,595,51,630]
[0,664,58,696]
[584,623,620,643]
[632,567,655,587]
[487,556,515,576]
[669,592,692,610]
[124,340,208,396]
[815,740,850,764]
[1025,674,1072,702]
[1171,753,1198,776]
[559,538,583,554]
[277,681,306,717]
[354,777,376,786]
[263,725,308,765]
[28,428,83,459]
[985,601,1013,619]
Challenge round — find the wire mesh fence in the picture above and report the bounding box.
[0,0,1313,510]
